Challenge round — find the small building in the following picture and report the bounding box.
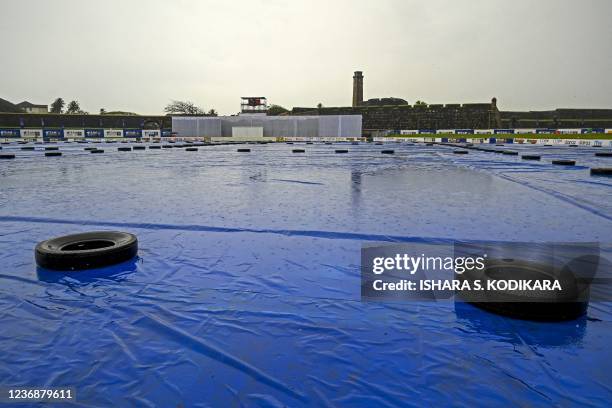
[172,114,362,141]
[16,101,48,114]
[172,97,362,141]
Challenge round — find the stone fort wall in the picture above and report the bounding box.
[290,104,612,133]
[291,102,501,132]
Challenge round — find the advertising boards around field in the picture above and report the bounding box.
[557,128,581,135]
[142,130,161,139]
[104,129,123,138]
[514,138,538,144]
[1,128,21,139]
[455,129,474,135]
[419,129,436,134]
[494,129,515,134]
[581,128,605,134]
[475,129,493,135]
[512,138,611,147]
[561,139,601,147]
[437,129,455,135]
[64,129,84,139]
[515,128,536,134]
[400,129,419,135]
[536,128,555,134]
[123,129,142,139]
[43,129,64,140]
[20,129,42,139]
[84,128,104,138]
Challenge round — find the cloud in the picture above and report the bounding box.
[0,0,610,114]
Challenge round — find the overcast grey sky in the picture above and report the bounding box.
[1,0,611,115]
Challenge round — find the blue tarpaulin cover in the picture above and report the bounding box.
[0,142,611,406]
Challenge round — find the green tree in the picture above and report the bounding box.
[317,102,323,109]
[267,104,288,115]
[415,100,427,106]
[100,108,106,115]
[207,109,217,116]
[66,100,80,114]
[164,100,205,115]
[50,98,65,113]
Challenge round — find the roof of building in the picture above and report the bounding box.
[0,97,23,113]
[16,101,48,108]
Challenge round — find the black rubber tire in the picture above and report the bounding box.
[292,149,305,153]
[457,258,589,321]
[149,145,161,149]
[186,147,198,151]
[594,152,612,157]
[590,167,612,176]
[35,231,138,271]
[162,145,173,148]
[552,159,575,165]
[91,149,104,153]
[133,146,146,150]
[45,147,59,151]
[118,147,132,151]
[21,146,35,150]
[494,150,505,153]
[568,145,578,147]
[335,149,349,153]
[45,152,62,157]
[454,150,468,154]
[286,142,294,144]
[496,144,504,146]
[426,143,434,146]
[306,142,313,145]
[502,151,518,155]
[237,148,251,152]
[0,154,15,159]
[375,142,383,145]
[522,155,541,160]
[381,150,395,154]
[84,147,96,151]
